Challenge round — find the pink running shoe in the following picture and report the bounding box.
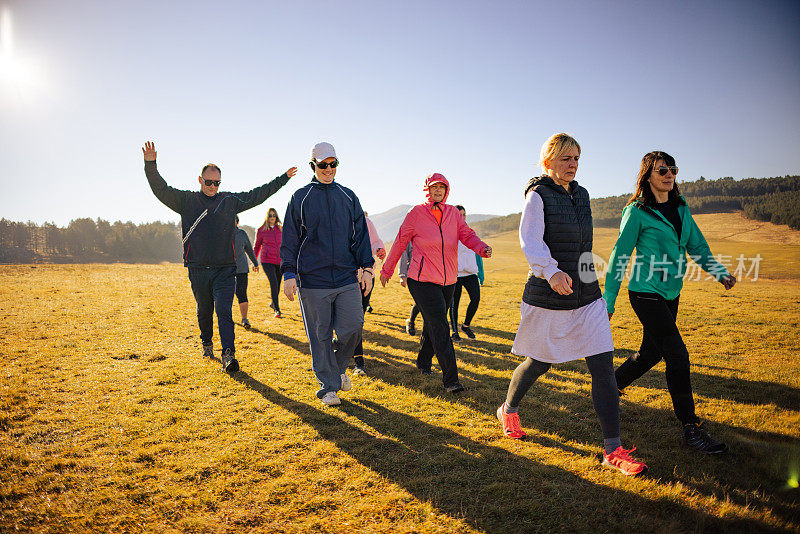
[602,446,647,476]
[496,404,527,439]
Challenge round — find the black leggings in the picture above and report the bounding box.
[407,278,459,387]
[262,263,281,313]
[234,273,248,303]
[615,290,697,425]
[354,285,374,357]
[449,274,480,331]
[505,352,620,441]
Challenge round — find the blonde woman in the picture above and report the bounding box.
[497,133,647,476]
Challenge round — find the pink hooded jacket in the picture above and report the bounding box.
[381,173,488,286]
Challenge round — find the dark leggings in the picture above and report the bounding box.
[407,278,459,387]
[449,274,480,331]
[409,303,420,323]
[353,285,374,358]
[615,291,697,425]
[505,352,620,440]
[262,263,281,313]
[234,273,248,304]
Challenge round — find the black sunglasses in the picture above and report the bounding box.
[654,166,678,176]
[203,179,221,186]
[315,159,339,170]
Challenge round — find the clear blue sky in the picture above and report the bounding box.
[1,0,798,230]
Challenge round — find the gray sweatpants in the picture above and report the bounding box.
[298,283,364,399]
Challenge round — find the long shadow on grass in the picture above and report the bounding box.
[247,326,309,354]
[609,348,800,413]
[355,346,800,527]
[228,372,771,533]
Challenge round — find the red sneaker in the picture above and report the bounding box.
[496,404,527,439]
[602,446,647,476]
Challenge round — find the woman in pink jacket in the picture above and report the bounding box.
[380,173,491,393]
[254,207,283,318]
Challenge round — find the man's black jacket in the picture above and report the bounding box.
[145,160,290,267]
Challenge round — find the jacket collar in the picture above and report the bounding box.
[525,175,580,197]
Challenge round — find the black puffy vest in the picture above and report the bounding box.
[521,176,602,310]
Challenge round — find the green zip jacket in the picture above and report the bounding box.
[602,197,730,314]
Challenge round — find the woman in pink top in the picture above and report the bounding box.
[254,207,283,318]
[380,173,491,393]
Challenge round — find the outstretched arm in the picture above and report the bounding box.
[235,167,298,213]
[142,141,186,213]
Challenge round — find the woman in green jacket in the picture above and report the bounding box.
[603,151,736,454]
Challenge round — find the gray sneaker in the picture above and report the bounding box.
[340,373,352,392]
[202,342,214,358]
[222,348,239,373]
[321,392,341,406]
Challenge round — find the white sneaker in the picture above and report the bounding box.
[321,392,341,406]
[340,373,352,392]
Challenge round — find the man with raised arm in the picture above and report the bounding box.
[142,141,297,373]
[280,142,374,406]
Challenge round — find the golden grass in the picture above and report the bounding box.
[1,221,799,532]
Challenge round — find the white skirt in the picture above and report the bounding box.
[511,298,613,364]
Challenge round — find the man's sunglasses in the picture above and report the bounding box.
[203,179,221,186]
[654,166,678,176]
[315,160,339,170]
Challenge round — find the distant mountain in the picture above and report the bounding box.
[367,205,500,241]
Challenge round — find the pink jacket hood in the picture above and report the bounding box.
[424,173,450,205]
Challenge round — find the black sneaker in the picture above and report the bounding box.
[202,342,214,358]
[683,422,728,454]
[242,319,251,329]
[461,325,476,340]
[406,319,416,337]
[365,305,373,313]
[445,382,465,393]
[222,348,239,373]
[451,331,461,342]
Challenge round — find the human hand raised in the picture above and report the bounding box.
[285,167,298,179]
[548,271,573,295]
[142,141,157,161]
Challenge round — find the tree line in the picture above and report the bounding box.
[0,218,256,264]
[2,175,797,263]
[473,175,800,236]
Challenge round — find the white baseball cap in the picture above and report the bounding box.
[311,142,337,162]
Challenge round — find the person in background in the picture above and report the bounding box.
[380,173,491,394]
[497,133,647,477]
[142,141,296,373]
[233,215,258,329]
[280,142,374,406]
[398,243,420,336]
[254,207,283,318]
[349,211,386,375]
[449,205,484,341]
[603,150,736,454]
[362,211,386,314]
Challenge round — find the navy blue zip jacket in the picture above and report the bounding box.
[280,177,374,289]
[145,160,290,267]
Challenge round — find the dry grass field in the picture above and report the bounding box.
[1,214,799,533]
